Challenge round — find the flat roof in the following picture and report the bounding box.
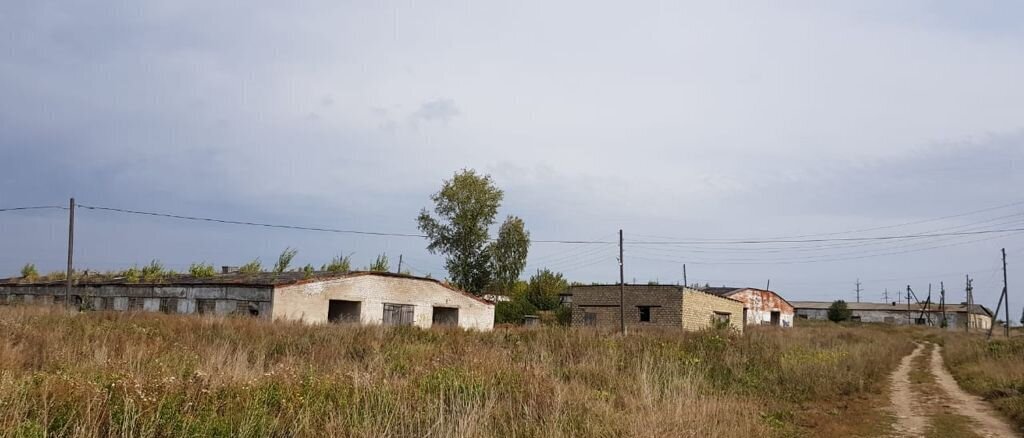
[567,284,743,303]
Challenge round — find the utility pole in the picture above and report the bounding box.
[1003,248,1010,338]
[883,288,890,303]
[619,229,625,334]
[966,275,973,333]
[940,282,946,328]
[396,254,403,274]
[683,264,687,288]
[766,279,770,291]
[906,286,912,324]
[856,279,861,303]
[65,197,75,306]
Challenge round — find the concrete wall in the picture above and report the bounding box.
[795,307,992,331]
[727,289,795,327]
[271,275,494,330]
[568,285,683,329]
[681,290,745,332]
[0,284,273,317]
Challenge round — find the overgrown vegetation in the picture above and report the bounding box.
[368,254,390,272]
[941,333,1024,429]
[141,260,170,283]
[188,262,216,278]
[238,258,263,274]
[273,247,298,273]
[19,263,38,280]
[828,300,852,322]
[322,254,352,273]
[0,306,913,437]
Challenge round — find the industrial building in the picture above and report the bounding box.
[791,301,993,330]
[702,287,795,327]
[0,271,494,330]
[564,284,745,332]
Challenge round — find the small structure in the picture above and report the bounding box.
[564,284,744,332]
[0,271,494,330]
[791,301,993,330]
[702,287,795,327]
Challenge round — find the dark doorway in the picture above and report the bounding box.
[770,311,781,326]
[328,300,361,323]
[432,307,459,327]
[638,306,651,322]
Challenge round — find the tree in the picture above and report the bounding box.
[273,247,297,273]
[1019,305,1024,327]
[417,169,530,294]
[188,262,215,278]
[239,258,262,274]
[827,300,852,322]
[525,269,567,311]
[322,254,352,273]
[494,296,538,324]
[368,254,390,272]
[20,263,38,280]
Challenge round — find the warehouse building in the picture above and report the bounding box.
[0,271,494,330]
[564,284,744,332]
[791,301,993,330]
[702,287,795,327]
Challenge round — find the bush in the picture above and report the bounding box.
[368,254,389,272]
[121,267,141,283]
[20,263,38,280]
[524,269,567,311]
[141,260,168,283]
[188,262,216,278]
[273,248,297,273]
[239,258,263,274]
[827,300,852,322]
[323,254,352,273]
[494,295,538,324]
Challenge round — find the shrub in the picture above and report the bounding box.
[141,260,168,283]
[368,254,389,272]
[524,269,567,311]
[827,300,852,322]
[239,258,263,274]
[301,264,315,278]
[122,267,141,283]
[188,262,216,278]
[273,248,297,273]
[322,254,352,273]
[20,263,38,281]
[494,295,538,324]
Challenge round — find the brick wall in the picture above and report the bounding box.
[568,285,684,329]
[681,289,745,332]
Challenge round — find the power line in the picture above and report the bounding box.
[0,206,68,212]
[629,227,1024,245]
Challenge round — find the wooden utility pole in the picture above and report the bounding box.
[856,279,861,303]
[619,229,625,334]
[766,279,770,291]
[906,286,912,324]
[1003,248,1010,338]
[65,197,75,306]
[396,254,403,274]
[883,288,890,303]
[683,264,687,288]
[939,282,946,328]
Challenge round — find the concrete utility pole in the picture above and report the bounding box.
[940,282,947,328]
[1003,248,1010,337]
[965,275,973,333]
[65,197,75,306]
[396,254,403,274]
[683,264,687,288]
[856,279,861,303]
[906,286,913,324]
[619,229,625,334]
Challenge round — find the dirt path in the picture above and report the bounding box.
[891,343,927,436]
[929,344,1018,437]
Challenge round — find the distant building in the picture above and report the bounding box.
[564,284,744,332]
[791,301,993,330]
[0,271,494,330]
[702,287,795,327]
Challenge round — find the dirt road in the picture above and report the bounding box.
[889,342,1018,437]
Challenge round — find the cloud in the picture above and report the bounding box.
[410,98,460,124]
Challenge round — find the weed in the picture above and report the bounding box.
[188,262,216,278]
[273,248,297,274]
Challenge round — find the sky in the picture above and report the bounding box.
[1,1,1023,316]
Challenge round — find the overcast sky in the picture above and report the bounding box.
[2,1,1022,314]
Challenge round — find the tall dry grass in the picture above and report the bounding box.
[940,332,1024,430]
[0,306,912,437]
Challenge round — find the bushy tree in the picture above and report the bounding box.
[322,254,352,273]
[827,300,852,322]
[525,269,567,311]
[417,169,530,294]
[494,296,538,325]
[188,262,215,278]
[273,248,297,273]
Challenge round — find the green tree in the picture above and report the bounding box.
[273,247,297,273]
[524,269,567,311]
[368,254,390,272]
[417,169,530,294]
[20,263,38,280]
[322,254,352,273]
[494,295,538,324]
[827,300,852,322]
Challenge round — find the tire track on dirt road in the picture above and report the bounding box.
[890,343,927,437]
[929,344,1018,437]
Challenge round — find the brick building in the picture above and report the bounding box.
[565,284,744,332]
[0,271,494,330]
[702,287,795,327]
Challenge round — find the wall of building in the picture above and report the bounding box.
[727,289,795,327]
[271,275,494,330]
[568,285,683,329]
[0,284,273,317]
[681,290,745,332]
[795,307,992,331]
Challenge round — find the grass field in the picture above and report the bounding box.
[0,306,916,437]
[940,332,1024,430]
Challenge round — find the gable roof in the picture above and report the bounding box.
[700,286,795,309]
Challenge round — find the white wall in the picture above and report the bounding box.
[272,275,494,331]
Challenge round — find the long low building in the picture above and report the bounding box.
[791,300,993,330]
[564,284,745,332]
[0,271,494,330]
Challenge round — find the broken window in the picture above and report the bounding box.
[638,306,651,322]
[850,315,862,322]
[196,299,217,315]
[432,307,459,327]
[160,298,177,314]
[382,303,414,326]
[127,297,145,311]
[583,312,597,326]
[328,300,361,323]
